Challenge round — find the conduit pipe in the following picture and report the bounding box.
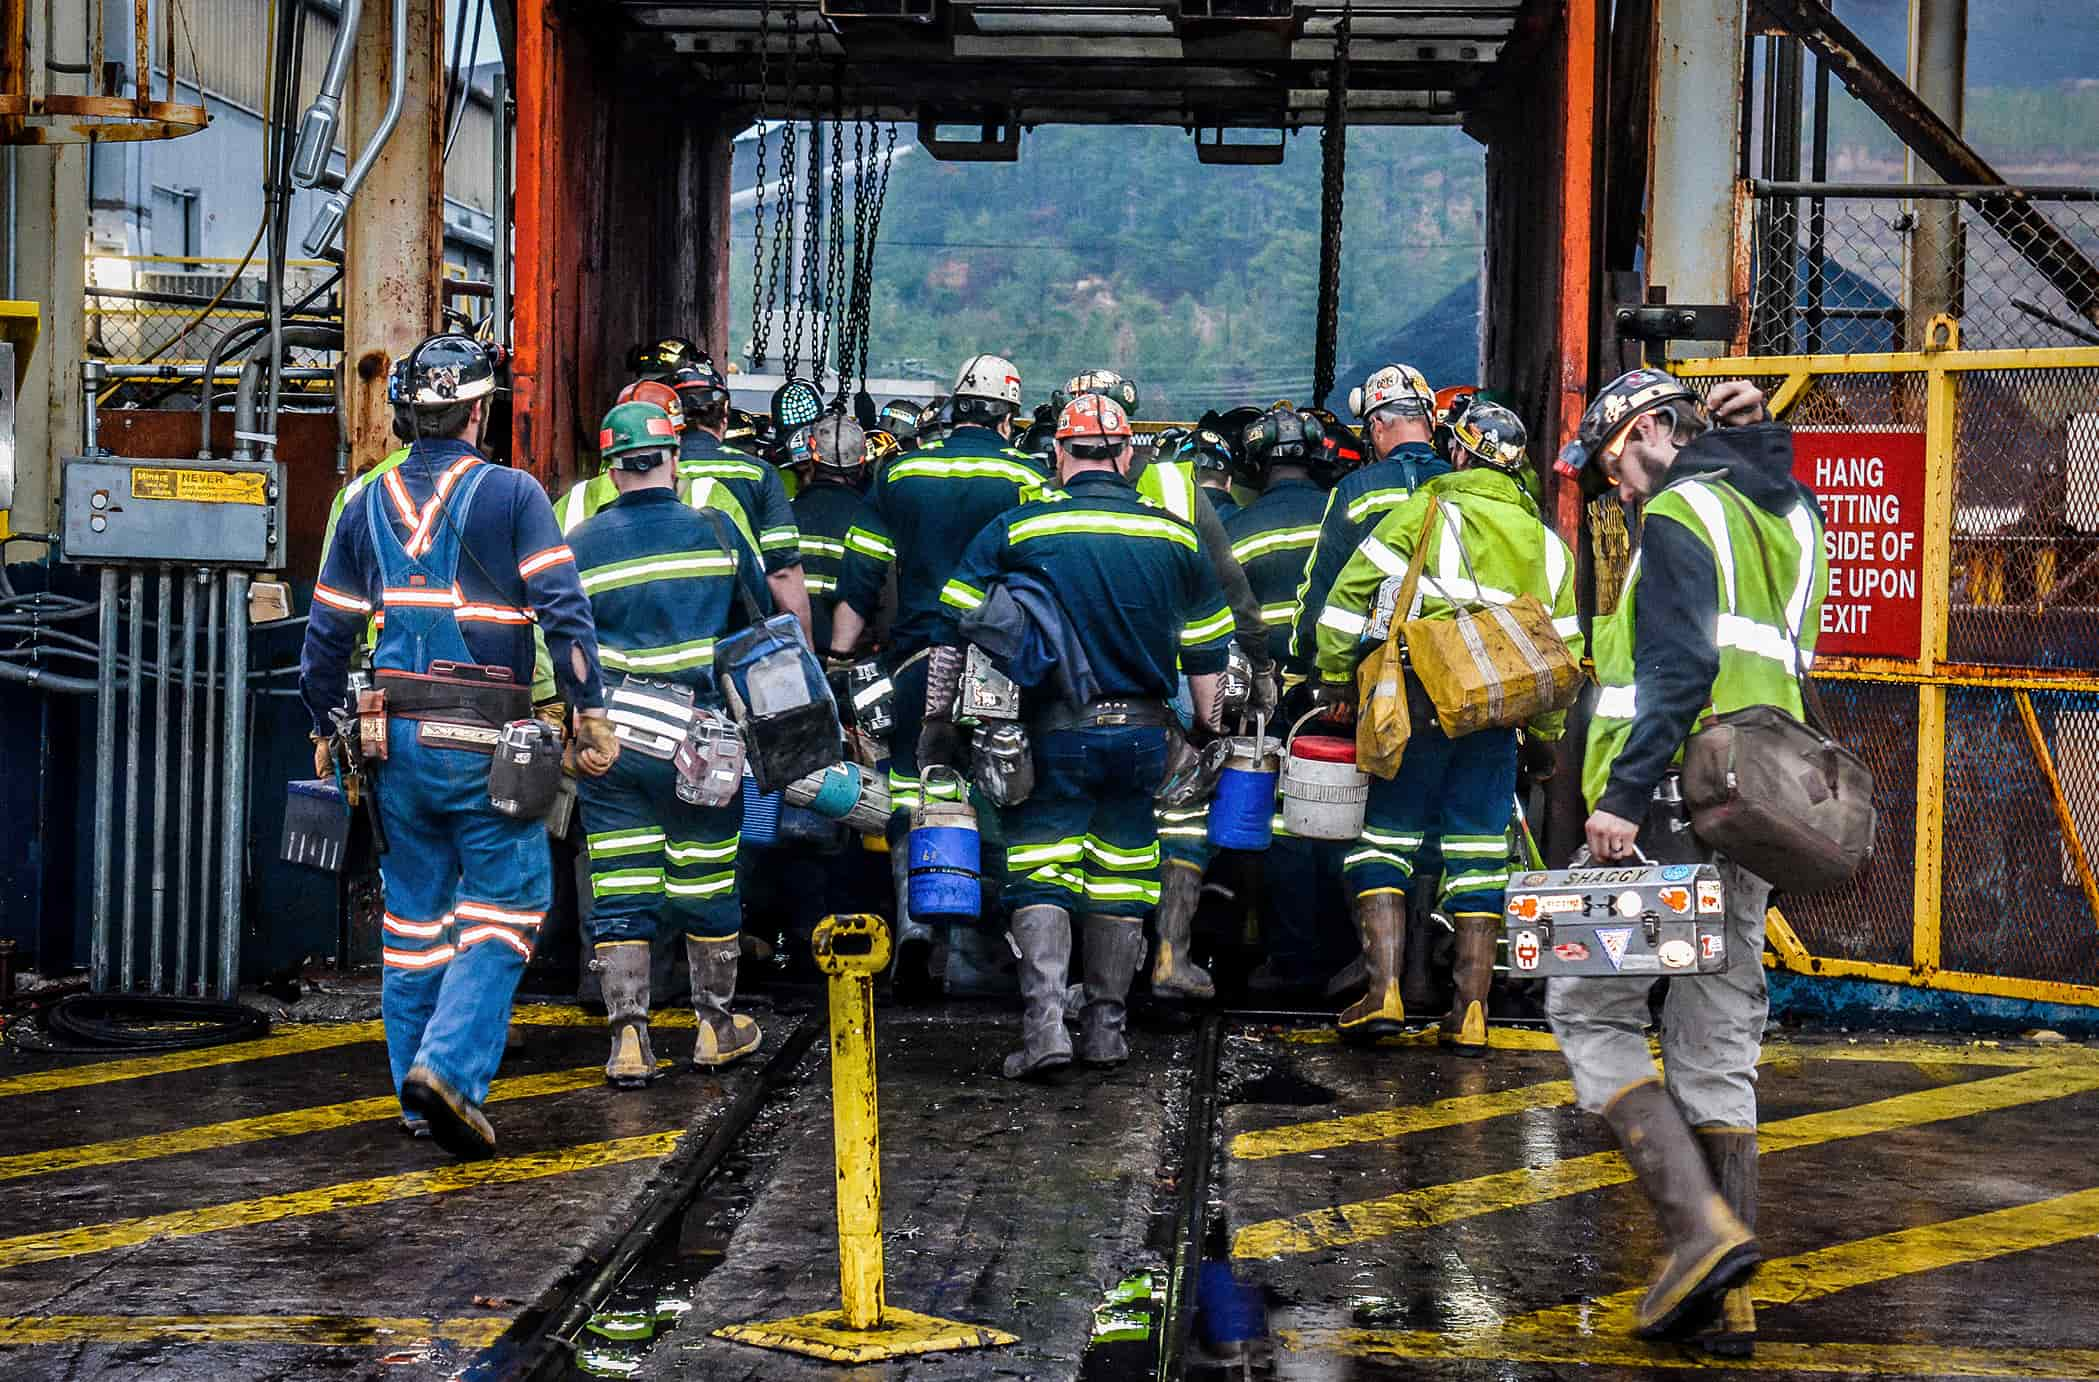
[291,0,363,187]
[302,0,408,255]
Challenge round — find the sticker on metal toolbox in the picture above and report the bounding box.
[1658,886,1692,915]
[1542,894,1584,915]
[1513,929,1541,970]
[1619,952,1663,974]
[1615,890,1643,917]
[1697,880,1724,914]
[1508,895,1540,920]
[1700,931,1726,962]
[1552,941,1591,962]
[1596,927,1632,971]
[1661,864,1693,882]
[1659,938,1696,970]
[1521,872,1549,887]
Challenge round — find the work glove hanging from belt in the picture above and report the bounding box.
[573,708,620,778]
[916,644,968,770]
[312,734,333,780]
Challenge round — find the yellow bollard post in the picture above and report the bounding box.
[713,914,1018,1363]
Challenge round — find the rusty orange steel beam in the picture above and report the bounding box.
[1552,0,1598,550]
[2013,690,2099,936]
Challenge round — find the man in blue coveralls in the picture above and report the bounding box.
[300,333,616,1160]
[569,401,774,1084]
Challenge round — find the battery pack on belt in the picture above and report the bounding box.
[607,677,699,760]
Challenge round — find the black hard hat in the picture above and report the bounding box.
[627,335,708,379]
[771,378,825,432]
[388,333,503,408]
[1303,407,1365,486]
[1448,400,1530,474]
[878,398,923,442]
[1240,406,1327,486]
[1555,367,1705,497]
[1178,427,1235,478]
[667,359,730,404]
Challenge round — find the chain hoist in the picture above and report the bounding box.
[1312,0,1351,412]
[777,2,804,375]
[748,0,775,369]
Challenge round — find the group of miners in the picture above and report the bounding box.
[297,327,1822,1354]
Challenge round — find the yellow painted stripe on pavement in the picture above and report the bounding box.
[1267,1027,2094,1068]
[1233,1062,2099,1259]
[0,1314,510,1348]
[0,1005,690,1100]
[0,1061,668,1182]
[1273,1330,2099,1379]
[1231,1077,1577,1161]
[0,1131,681,1270]
[1277,1026,1560,1051]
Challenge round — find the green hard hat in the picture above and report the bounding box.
[599,401,681,469]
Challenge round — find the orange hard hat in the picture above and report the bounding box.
[1055,393,1133,441]
[615,379,686,431]
[1434,384,1478,422]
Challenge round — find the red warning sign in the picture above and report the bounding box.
[1791,428,1927,660]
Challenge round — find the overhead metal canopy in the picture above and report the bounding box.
[617,0,1534,133]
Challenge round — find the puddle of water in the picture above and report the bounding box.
[1079,1270,1166,1379]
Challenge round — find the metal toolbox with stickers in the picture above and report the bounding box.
[1502,862,1728,977]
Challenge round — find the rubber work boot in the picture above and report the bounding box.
[1601,1079,1760,1339]
[1441,912,1498,1057]
[1695,1127,1760,1357]
[1402,905,1447,1012]
[1002,905,1074,1080]
[594,942,658,1088]
[1150,861,1216,1001]
[686,935,763,1069]
[1078,914,1147,1067]
[400,1064,496,1161]
[1336,891,1407,1041]
[888,844,943,1002]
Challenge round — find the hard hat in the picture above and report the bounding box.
[953,353,1023,408]
[1179,427,1236,478]
[1554,366,1705,497]
[864,429,903,470]
[1241,407,1328,482]
[1447,400,1529,474]
[1303,407,1365,486]
[1348,363,1436,422]
[1149,425,1189,459]
[1434,384,1479,422]
[878,398,923,443]
[626,335,708,379]
[614,379,686,431]
[1055,393,1133,442]
[388,333,503,408]
[598,401,681,470]
[1016,416,1057,462]
[771,378,825,432]
[1056,369,1141,420]
[809,413,868,473]
[667,359,730,405]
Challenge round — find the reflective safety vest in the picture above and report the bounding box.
[1582,475,1828,808]
[556,470,758,551]
[1136,456,1199,521]
[1314,466,1581,737]
[319,447,411,572]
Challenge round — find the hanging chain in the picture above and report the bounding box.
[846,115,876,400]
[748,0,774,368]
[825,83,849,401]
[798,31,825,380]
[859,119,898,390]
[777,3,804,376]
[1313,0,1351,412]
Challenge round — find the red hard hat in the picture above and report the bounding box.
[1055,393,1133,441]
[615,379,686,431]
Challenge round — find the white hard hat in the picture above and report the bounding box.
[1348,363,1436,422]
[954,353,1023,408]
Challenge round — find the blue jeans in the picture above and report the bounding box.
[375,720,551,1108]
[578,748,742,945]
[1004,725,1170,917]
[1343,719,1517,921]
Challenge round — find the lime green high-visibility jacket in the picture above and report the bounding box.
[1313,465,1582,740]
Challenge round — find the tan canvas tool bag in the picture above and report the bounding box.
[1377,494,1584,740]
[1678,483,1875,893]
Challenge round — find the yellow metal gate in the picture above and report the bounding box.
[1677,327,2099,1009]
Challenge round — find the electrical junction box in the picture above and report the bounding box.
[61,456,284,566]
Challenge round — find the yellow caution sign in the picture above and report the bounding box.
[714,914,1018,1363]
[130,468,268,506]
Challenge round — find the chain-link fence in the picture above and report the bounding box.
[1748,183,2099,356]
[86,256,340,405]
[1678,347,2099,1006]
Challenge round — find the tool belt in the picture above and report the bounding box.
[375,667,529,728]
[607,676,699,760]
[1032,697,1175,735]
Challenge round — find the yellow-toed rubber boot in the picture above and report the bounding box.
[1696,1126,1760,1357]
[1602,1079,1760,1339]
[686,935,762,1068]
[1441,911,1498,1057]
[1336,890,1407,1042]
[1149,861,1215,1002]
[594,942,659,1088]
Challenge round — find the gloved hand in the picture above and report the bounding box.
[573,709,620,778]
[917,716,966,772]
[1310,676,1357,724]
[312,734,333,780]
[1707,379,1770,428]
[1521,733,1558,782]
[1248,659,1282,718]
